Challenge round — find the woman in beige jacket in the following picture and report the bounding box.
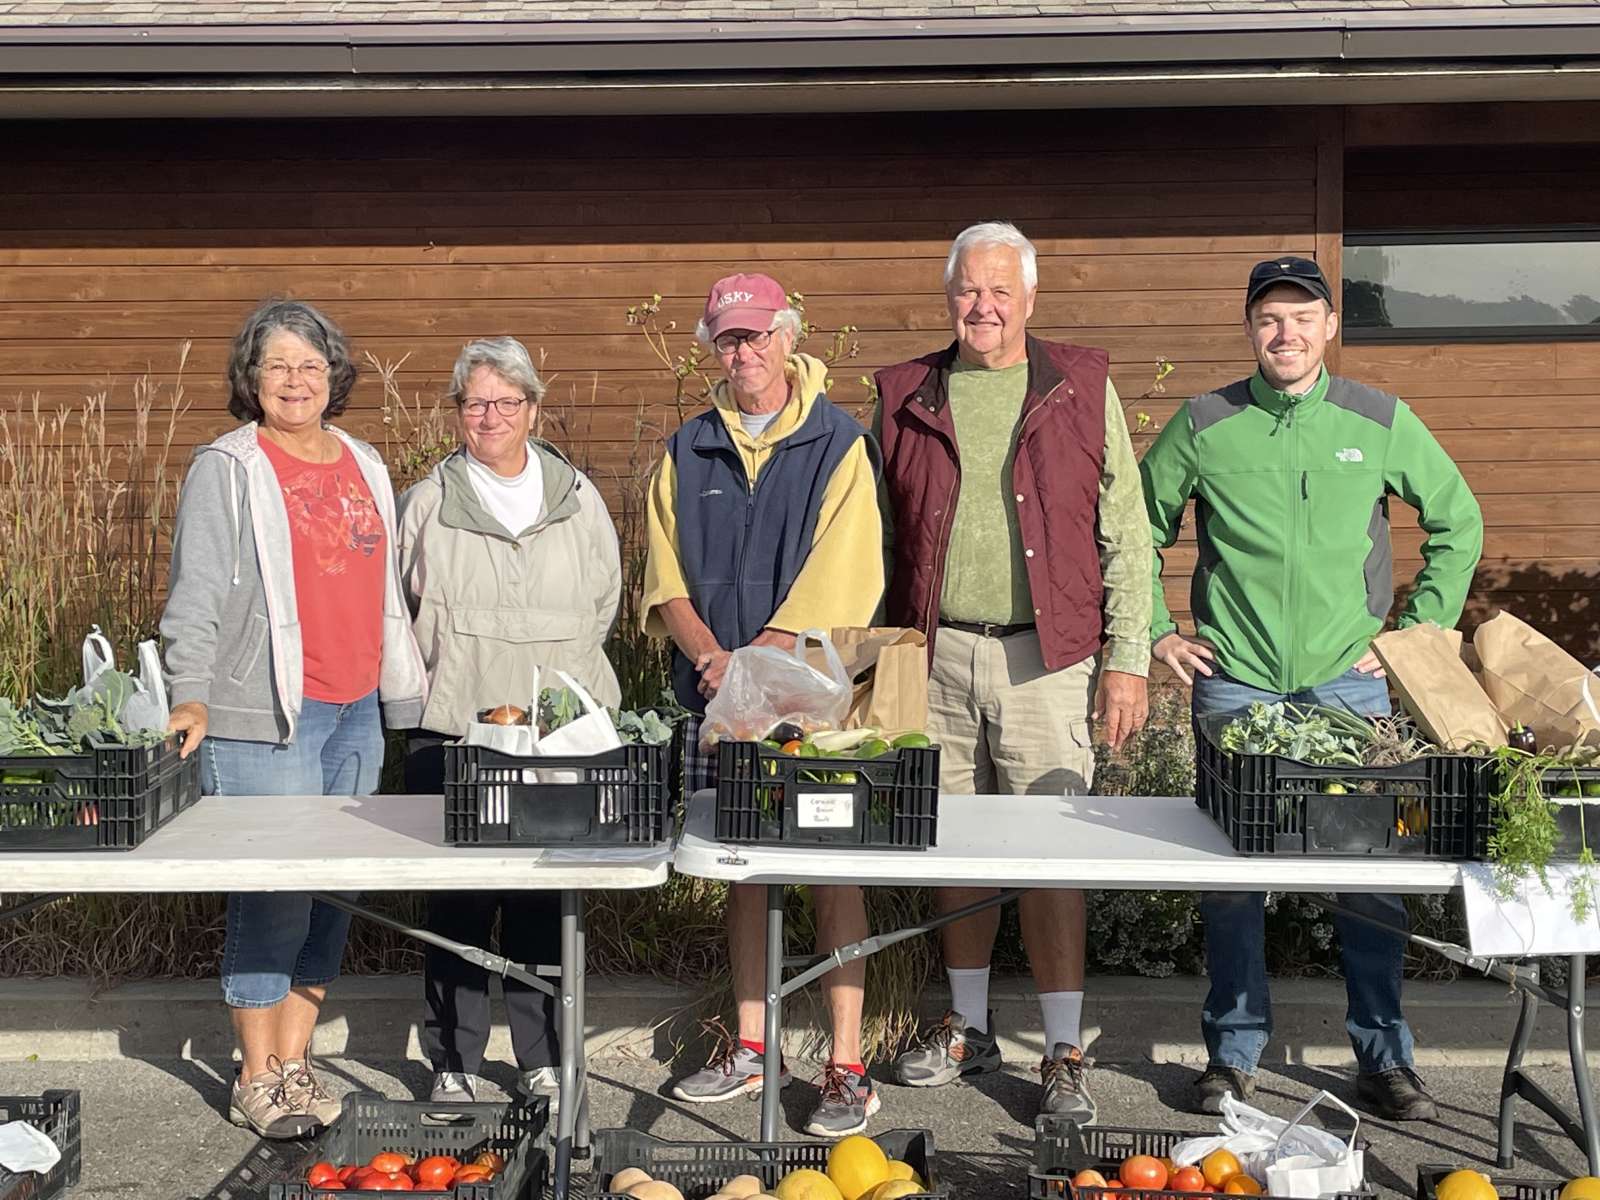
[397,336,621,1112]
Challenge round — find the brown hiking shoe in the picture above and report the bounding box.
[286,1053,343,1126]
[228,1056,320,1139]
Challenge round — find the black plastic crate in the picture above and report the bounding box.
[591,1128,944,1199]
[0,736,199,851]
[1196,714,1488,858]
[1416,1165,1561,1200]
[714,741,939,849]
[1031,1119,1373,1200]
[0,1090,81,1200]
[444,741,670,846]
[243,1093,548,1200]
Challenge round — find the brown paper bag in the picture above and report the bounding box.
[1371,623,1506,750]
[803,626,929,732]
[1474,611,1600,747]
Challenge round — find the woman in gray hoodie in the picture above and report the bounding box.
[160,299,427,1140]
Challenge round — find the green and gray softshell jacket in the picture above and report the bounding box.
[1140,369,1484,694]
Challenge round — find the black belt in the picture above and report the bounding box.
[938,618,1036,639]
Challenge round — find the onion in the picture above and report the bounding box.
[478,704,529,726]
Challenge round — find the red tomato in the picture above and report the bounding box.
[414,1156,460,1189]
[364,1173,415,1192]
[1121,1156,1169,1191]
[472,1151,506,1173]
[337,1166,361,1184]
[307,1162,340,1187]
[453,1166,494,1185]
[1073,1170,1110,1189]
[1172,1167,1208,1193]
[369,1153,412,1175]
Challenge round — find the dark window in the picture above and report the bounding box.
[1342,230,1600,341]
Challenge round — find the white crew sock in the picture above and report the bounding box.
[1039,990,1085,1054]
[946,967,991,1034]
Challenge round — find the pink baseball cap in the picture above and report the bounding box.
[702,272,787,340]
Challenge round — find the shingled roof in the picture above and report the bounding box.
[1,0,1595,22]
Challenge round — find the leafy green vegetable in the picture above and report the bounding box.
[0,668,164,759]
[1482,745,1599,919]
[534,683,687,746]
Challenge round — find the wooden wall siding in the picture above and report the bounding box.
[4,108,1593,655]
[1343,140,1600,660]
[0,108,1313,648]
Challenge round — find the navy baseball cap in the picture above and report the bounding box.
[1246,257,1333,310]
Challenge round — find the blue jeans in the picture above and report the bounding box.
[201,692,384,1008]
[1193,667,1415,1074]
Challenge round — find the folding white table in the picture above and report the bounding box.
[676,791,1599,1172]
[0,792,674,1200]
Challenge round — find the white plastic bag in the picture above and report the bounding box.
[0,1117,62,1175]
[81,625,114,688]
[701,629,852,746]
[119,641,171,735]
[1171,1091,1364,1199]
[529,669,625,820]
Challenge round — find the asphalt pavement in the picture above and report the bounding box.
[2,1050,1594,1200]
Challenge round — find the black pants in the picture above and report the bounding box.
[406,734,561,1074]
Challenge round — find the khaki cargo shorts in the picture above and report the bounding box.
[926,625,1097,796]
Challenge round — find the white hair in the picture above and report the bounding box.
[446,336,546,406]
[944,221,1039,290]
[694,306,804,348]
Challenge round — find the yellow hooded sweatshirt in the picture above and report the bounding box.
[641,352,883,640]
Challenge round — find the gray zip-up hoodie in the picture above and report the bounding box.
[159,423,428,743]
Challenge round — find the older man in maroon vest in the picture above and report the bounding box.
[876,221,1152,1122]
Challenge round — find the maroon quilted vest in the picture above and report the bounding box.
[875,336,1110,672]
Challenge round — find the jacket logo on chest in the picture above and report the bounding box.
[699,488,724,498]
[1335,448,1365,463]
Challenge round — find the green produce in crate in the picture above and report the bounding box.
[890,732,931,749]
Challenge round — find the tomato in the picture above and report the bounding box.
[337,1166,361,1184]
[1224,1178,1263,1195]
[1073,1170,1110,1189]
[363,1173,414,1191]
[473,1152,506,1173]
[370,1153,412,1174]
[1201,1151,1243,1189]
[307,1162,340,1187]
[1121,1155,1169,1191]
[414,1156,459,1188]
[453,1166,494,1185]
[1171,1167,1208,1193]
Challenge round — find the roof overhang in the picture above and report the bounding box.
[2,8,1600,117]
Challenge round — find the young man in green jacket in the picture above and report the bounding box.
[1141,257,1483,1122]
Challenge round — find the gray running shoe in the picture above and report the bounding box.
[430,1071,480,1104]
[517,1066,561,1119]
[286,1055,342,1126]
[892,1011,1001,1087]
[804,1063,882,1137]
[1040,1043,1097,1123]
[228,1057,320,1139]
[671,1020,791,1104]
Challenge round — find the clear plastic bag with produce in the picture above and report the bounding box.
[701,629,852,747]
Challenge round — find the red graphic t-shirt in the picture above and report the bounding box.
[259,436,387,704]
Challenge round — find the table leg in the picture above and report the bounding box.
[761,882,784,1143]
[554,890,581,1200]
[1498,979,1540,1168]
[574,889,591,1153]
[1566,954,1600,1174]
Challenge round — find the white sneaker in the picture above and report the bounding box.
[517,1066,561,1119]
[429,1071,479,1104]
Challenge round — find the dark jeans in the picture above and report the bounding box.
[1192,667,1415,1075]
[406,734,561,1074]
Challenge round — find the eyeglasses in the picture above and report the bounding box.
[460,397,529,418]
[259,360,330,382]
[712,329,775,356]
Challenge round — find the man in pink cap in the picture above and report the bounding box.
[643,273,886,1135]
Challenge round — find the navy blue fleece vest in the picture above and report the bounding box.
[668,396,874,713]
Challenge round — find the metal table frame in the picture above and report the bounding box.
[677,791,1600,1171]
[0,792,670,1200]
